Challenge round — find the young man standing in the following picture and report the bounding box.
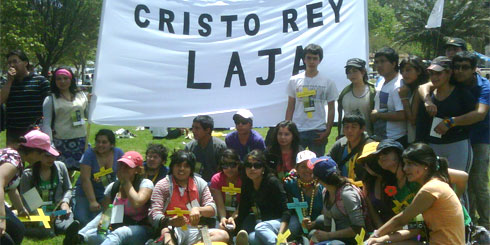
[421,51,489,229]
[370,47,407,146]
[185,115,227,181]
[444,37,467,59]
[1,50,50,146]
[328,114,372,181]
[225,109,265,160]
[285,44,338,156]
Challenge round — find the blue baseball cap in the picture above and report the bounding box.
[308,156,338,179]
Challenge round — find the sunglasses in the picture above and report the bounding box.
[453,64,472,71]
[221,161,238,169]
[234,119,249,125]
[244,162,264,169]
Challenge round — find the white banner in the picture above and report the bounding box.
[90,0,369,127]
[426,0,444,28]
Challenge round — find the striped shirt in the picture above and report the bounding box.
[6,73,50,129]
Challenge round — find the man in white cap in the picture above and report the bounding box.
[225,109,265,160]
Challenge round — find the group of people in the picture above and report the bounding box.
[0,36,487,245]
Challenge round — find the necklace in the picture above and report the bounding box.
[298,179,315,188]
[298,180,318,218]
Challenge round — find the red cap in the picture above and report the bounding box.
[118,151,143,168]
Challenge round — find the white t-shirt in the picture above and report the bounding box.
[340,86,373,136]
[374,73,407,139]
[287,71,339,132]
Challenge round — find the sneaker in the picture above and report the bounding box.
[63,220,81,245]
[236,230,249,245]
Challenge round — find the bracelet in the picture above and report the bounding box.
[449,117,455,126]
[372,229,379,238]
[443,118,454,128]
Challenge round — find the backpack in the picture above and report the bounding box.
[333,183,374,232]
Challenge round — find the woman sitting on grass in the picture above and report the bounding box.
[67,151,154,244]
[366,143,465,244]
[20,148,79,241]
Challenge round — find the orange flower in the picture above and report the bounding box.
[384,185,397,197]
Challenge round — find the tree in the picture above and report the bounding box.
[391,0,490,59]
[0,0,101,76]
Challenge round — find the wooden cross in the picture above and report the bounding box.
[276,229,291,245]
[296,87,317,118]
[19,208,51,228]
[287,197,308,234]
[355,227,365,245]
[93,167,113,179]
[221,183,241,195]
[167,207,191,230]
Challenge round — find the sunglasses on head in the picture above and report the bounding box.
[244,162,264,169]
[221,161,238,169]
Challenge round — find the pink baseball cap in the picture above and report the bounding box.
[118,151,143,168]
[21,130,59,156]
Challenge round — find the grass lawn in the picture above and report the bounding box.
[1,124,339,244]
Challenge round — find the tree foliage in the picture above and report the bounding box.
[391,0,490,59]
[0,0,101,76]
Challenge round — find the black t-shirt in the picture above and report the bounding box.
[236,174,290,229]
[418,86,476,144]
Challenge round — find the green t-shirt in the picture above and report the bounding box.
[38,175,58,211]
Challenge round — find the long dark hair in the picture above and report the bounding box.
[30,160,57,190]
[50,66,79,98]
[240,150,273,186]
[402,143,450,184]
[267,120,300,165]
[400,55,429,91]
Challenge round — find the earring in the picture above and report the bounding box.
[262,172,264,174]
[424,167,428,170]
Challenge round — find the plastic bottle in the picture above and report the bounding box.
[98,204,113,235]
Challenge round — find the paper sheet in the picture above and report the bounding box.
[23,187,43,212]
[430,117,443,138]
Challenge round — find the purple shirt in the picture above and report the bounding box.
[225,130,265,160]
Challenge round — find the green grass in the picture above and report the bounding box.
[1,124,339,244]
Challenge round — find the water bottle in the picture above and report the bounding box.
[98,204,113,235]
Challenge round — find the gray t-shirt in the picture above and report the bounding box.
[323,184,365,231]
[185,137,226,182]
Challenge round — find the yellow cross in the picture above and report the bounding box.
[93,167,113,179]
[221,183,241,195]
[167,207,191,230]
[355,228,365,245]
[276,229,291,245]
[19,208,51,228]
[296,87,316,118]
[392,200,409,214]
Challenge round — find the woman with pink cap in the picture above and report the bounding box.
[67,151,154,245]
[41,67,89,172]
[0,130,58,244]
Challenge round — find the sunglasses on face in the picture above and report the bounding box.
[221,161,238,169]
[244,162,264,169]
[234,119,249,125]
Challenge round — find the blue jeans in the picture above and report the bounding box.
[299,130,328,156]
[74,194,104,226]
[80,212,152,245]
[468,144,490,229]
[1,205,25,245]
[254,219,282,245]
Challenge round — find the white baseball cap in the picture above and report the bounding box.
[296,150,316,164]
